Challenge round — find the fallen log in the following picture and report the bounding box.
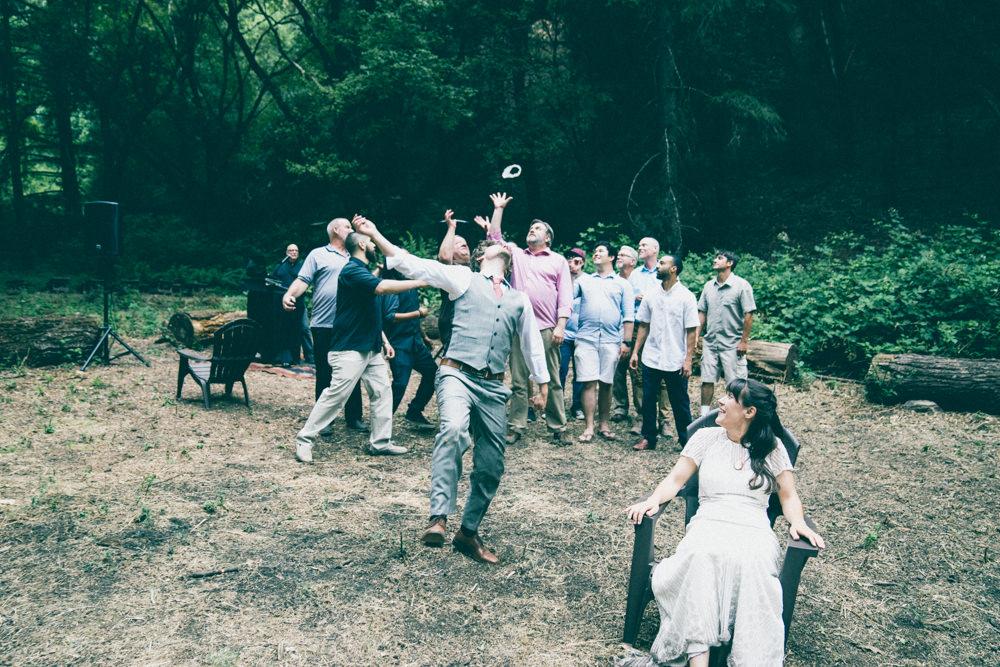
[167,311,247,347]
[747,341,798,379]
[865,353,1000,414]
[694,340,798,379]
[0,315,101,367]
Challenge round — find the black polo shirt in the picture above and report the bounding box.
[329,257,384,353]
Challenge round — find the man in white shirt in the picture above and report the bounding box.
[629,253,699,451]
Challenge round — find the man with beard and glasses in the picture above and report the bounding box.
[354,214,549,565]
[293,226,428,463]
[630,253,699,452]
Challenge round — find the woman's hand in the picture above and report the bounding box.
[789,520,825,549]
[625,498,661,525]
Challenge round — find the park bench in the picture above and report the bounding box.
[175,318,261,409]
[622,410,822,664]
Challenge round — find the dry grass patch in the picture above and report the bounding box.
[0,342,997,665]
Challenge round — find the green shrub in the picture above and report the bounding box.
[680,212,1000,374]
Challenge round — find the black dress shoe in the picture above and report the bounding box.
[346,419,370,432]
[405,412,434,427]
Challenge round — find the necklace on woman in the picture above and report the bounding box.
[732,442,749,470]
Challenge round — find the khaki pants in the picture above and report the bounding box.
[509,328,566,432]
[296,350,394,451]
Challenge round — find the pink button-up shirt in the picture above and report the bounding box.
[489,229,572,330]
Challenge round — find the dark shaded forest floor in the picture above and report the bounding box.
[0,339,997,666]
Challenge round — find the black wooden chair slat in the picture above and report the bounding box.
[176,318,260,409]
[622,409,823,656]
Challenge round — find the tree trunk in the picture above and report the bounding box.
[0,315,102,367]
[656,2,683,254]
[865,353,1000,414]
[168,311,247,347]
[0,0,25,233]
[50,69,81,220]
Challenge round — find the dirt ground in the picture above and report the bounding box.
[0,339,997,666]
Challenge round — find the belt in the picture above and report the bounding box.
[440,358,505,381]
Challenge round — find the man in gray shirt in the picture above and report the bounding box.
[282,217,366,430]
[697,250,756,416]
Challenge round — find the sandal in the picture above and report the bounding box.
[598,429,617,441]
[578,431,595,443]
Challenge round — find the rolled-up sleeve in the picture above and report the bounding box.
[386,251,471,300]
[517,294,550,384]
[555,259,572,320]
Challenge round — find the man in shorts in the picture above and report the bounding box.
[573,242,634,442]
[698,250,756,416]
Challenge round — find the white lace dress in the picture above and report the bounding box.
[624,427,794,667]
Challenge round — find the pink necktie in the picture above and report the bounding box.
[491,275,504,299]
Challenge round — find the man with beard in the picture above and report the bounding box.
[629,253,699,451]
[485,193,572,445]
[354,214,549,565]
[283,219,366,431]
[293,228,428,463]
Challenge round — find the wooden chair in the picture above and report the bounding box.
[175,318,261,409]
[622,410,822,664]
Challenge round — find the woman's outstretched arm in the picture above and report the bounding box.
[776,470,826,548]
[624,456,698,524]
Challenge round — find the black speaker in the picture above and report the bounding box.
[84,201,122,256]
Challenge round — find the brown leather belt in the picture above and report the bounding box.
[440,358,505,381]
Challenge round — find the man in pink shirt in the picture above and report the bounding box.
[486,193,572,444]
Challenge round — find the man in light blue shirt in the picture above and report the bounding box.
[613,237,670,436]
[573,242,634,442]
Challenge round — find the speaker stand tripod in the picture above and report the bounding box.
[80,274,149,371]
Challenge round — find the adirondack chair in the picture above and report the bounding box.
[175,318,261,409]
[622,410,822,664]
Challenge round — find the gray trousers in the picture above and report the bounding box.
[429,366,510,532]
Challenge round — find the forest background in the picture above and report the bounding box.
[1,0,998,374]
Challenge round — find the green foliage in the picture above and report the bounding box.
[680,213,1000,374]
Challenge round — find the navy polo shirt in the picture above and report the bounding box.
[329,257,384,353]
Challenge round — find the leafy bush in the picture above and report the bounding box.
[679,212,1000,374]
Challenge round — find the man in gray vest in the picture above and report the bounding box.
[355,216,549,565]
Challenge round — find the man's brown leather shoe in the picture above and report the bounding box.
[632,438,656,451]
[421,517,447,547]
[452,530,500,565]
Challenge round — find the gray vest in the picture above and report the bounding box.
[445,274,525,374]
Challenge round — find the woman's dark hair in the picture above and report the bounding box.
[726,378,784,493]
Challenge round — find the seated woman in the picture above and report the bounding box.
[621,378,824,667]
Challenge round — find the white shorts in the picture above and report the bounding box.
[574,340,620,384]
[700,346,748,383]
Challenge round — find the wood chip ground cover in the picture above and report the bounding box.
[0,343,997,666]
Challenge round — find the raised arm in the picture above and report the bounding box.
[486,192,512,241]
[625,456,699,524]
[354,216,472,299]
[438,209,458,264]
